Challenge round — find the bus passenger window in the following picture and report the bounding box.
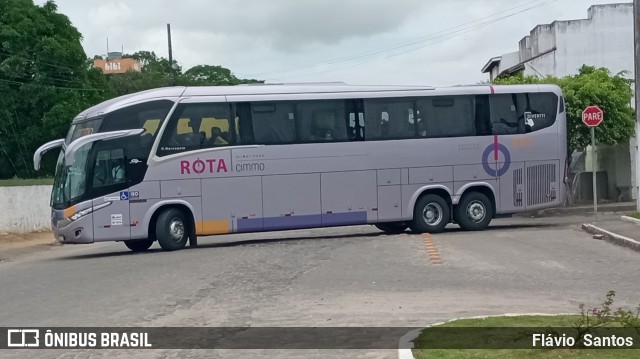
[489,95,523,135]
[415,96,475,138]
[516,93,558,133]
[296,100,348,143]
[250,102,296,144]
[236,103,254,145]
[92,148,125,187]
[364,99,415,140]
[475,95,491,136]
[310,111,339,141]
[157,102,231,156]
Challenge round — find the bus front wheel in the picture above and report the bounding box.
[454,192,493,231]
[156,208,189,251]
[124,239,154,252]
[410,194,450,233]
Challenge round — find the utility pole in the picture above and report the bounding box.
[635,0,640,211]
[167,23,175,85]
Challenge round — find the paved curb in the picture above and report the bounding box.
[517,203,637,217]
[581,223,640,253]
[621,215,640,225]
[397,312,574,359]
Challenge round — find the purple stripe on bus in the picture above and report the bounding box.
[263,214,322,231]
[236,218,263,232]
[322,211,367,226]
[236,211,368,232]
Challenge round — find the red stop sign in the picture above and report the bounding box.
[582,106,604,127]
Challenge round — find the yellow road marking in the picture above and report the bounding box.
[422,233,443,265]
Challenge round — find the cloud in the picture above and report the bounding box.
[87,1,133,27]
[182,1,422,41]
[36,0,629,85]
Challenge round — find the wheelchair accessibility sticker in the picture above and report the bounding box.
[482,135,511,177]
[119,192,129,200]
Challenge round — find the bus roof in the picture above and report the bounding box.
[72,83,561,122]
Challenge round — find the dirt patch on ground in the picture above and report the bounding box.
[0,231,59,261]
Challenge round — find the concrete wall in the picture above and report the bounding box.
[522,3,633,78]
[0,186,52,234]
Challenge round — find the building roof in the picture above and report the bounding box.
[500,46,557,78]
[481,56,502,74]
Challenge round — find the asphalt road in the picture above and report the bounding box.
[1,212,638,358]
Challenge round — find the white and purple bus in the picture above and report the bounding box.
[34,83,567,251]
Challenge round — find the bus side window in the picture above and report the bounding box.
[364,99,414,140]
[415,96,475,138]
[489,94,524,135]
[475,95,491,136]
[310,110,339,141]
[346,99,363,141]
[157,102,230,156]
[297,100,348,143]
[92,148,125,188]
[517,93,558,132]
[236,103,254,145]
[250,102,296,144]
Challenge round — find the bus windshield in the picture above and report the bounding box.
[65,118,103,145]
[51,144,93,209]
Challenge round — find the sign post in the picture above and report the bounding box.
[634,0,640,212]
[582,105,604,222]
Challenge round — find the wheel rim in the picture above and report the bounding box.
[466,200,486,223]
[168,218,185,242]
[422,202,443,226]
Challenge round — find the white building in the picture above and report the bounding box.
[482,2,638,203]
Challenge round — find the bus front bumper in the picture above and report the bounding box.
[52,209,94,244]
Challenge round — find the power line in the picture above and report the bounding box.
[0,78,108,91]
[0,50,82,74]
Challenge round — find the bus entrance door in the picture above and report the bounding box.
[90,146,132,241]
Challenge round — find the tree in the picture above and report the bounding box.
[0,0,110,178]
[105,56,263,97]
[128,51,179,76]
[180,65,262,86]
[493,66,635,153]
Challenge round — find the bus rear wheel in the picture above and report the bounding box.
[410,194,450,233]
[156,208,189,251]
[375,222,409,234]
[454,192,493,231]
[124,239,154,252]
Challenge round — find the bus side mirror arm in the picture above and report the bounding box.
[33,139,65,171]
[64,129,145,167]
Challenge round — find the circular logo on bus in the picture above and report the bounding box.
[482,143,511,177]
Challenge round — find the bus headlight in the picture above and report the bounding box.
[70,208,93,221]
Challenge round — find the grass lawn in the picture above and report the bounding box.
[412,315,639,359]
[0,178,54,187]
[629,212,640,220]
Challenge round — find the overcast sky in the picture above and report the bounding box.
[39,0,629,86]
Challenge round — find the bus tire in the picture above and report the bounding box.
[156,208,189,251]
[454,192,493,231]
[410,194,450,233]
[375,222,409,234]
[124,239,154,252]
